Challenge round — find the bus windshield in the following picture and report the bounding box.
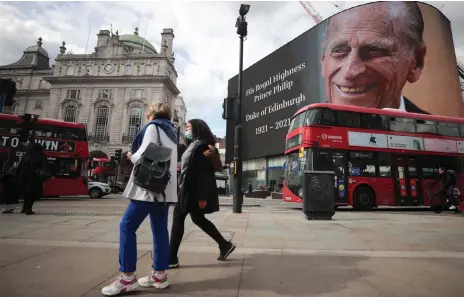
[285,149,310,186]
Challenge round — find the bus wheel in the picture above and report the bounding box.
[89,188,103,199]
[353,187,375,210]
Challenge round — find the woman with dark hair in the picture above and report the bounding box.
[16,143,48,215]
[169,119,235,269]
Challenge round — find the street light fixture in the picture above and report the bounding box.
[232,4,250,214]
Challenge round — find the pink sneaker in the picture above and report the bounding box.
[101,275,139,296]
[138,271,169,289]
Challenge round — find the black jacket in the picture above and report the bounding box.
[178,141,219,214]
[404,97,428,114]
[16,146,48,199]
[325,97,428,114]
[432,170,457,189]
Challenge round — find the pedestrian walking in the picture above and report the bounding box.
[102,103,178,296]
[169,119,235,269]
[15,143,48,215]
[0,167,20,214]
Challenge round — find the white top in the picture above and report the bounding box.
[399,96,406,111]
[123,124,178,203]
[383,96,406,111]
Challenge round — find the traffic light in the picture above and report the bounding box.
[115,149,122,162]
[222,97,236,120]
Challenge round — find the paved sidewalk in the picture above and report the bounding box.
[0,205,463,297]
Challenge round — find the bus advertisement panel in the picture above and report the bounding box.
[283,103,464,210]
[225,1,464,163]
[0,113,89,197]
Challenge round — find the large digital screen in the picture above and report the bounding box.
[225,1,464,162]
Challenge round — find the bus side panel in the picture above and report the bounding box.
[348,178,395,207]
[43,178,88,197]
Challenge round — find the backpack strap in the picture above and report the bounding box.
[154,125,162,146]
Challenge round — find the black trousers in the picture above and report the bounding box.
[169,203,228,261]
[22,195,38,211]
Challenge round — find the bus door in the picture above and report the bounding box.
[393,155,420,206]
[314,150,348,204]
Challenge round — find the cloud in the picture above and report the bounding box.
[0,1,463,138]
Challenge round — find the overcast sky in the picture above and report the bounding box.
[0,1,463,137]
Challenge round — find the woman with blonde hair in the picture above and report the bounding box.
[102,103,178,296]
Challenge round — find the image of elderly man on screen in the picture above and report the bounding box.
[321,1,428,113]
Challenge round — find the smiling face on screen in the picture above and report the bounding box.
[321,2,426,109]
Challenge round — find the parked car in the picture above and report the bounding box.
[88,181,111,199]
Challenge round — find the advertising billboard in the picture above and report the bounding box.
[225,1,464,162]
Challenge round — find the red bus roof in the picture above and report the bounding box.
[294,103,464,124]
[0,113,86,129]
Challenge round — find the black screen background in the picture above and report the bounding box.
[225,24,326,162]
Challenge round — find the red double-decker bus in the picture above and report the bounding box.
[283,103,464,210]
[89,158,115,183]
[0,113,89,197]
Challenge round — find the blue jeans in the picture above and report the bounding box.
[119,200,169,272]
[449,185,455,199]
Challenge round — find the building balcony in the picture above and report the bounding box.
[122,134,137,144]
[89,134,110,143]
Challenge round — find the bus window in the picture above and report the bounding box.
[348,152,375,177]
[437,122,459,137]
[389,117,415,133]
[288,112,307,131]
[360,113,388,130]
[337,111,361,128]
[46,157,80,178]
[304,109,322,126]
[320,109,335,126]
[378,153,391,177]
[460,124,464,137]
[416,120,436,134]
[314,151,344,177]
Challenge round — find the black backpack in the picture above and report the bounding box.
[132,125,172,201]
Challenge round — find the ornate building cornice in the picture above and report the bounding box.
[42,75,180,96]
[15,89,50,95]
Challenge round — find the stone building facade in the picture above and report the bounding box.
[0,28,187,164]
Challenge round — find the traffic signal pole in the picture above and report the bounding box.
[232,4,250,214]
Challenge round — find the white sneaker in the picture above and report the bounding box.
[101,275,139,296]
[138,271,169,289]
[449,205,456,210]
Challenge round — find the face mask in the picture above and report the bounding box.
[184,130,193,140]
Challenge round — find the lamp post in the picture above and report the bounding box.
[232,4,250,214]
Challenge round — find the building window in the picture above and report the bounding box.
[66,65,74,76]
[64,106,77,122]
[34,100,43,109]
[128,106,143,140]
[98,89,112,99]
[145,64,153,75]
[67,89,81,99]
[132,89,144,99]
[85,65,93,75]
[124,65,132,75]
[94,106,110,140]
